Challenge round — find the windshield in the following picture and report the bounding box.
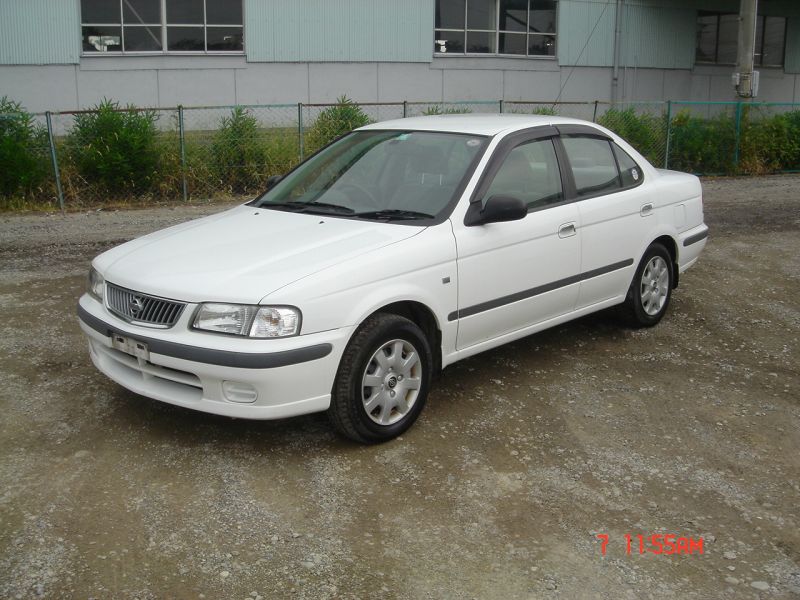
[252,130,488,221]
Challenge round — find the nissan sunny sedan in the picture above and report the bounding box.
[78,114,708,443]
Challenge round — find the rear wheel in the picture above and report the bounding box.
[328,313,432,443]
[621,243,674,327]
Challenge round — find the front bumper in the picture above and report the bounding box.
[77,294,351,420]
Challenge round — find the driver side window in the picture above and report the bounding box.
[484,138,563,210]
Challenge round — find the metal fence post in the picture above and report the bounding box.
[178,105,188,202]
[499,99,504,113]
[664,100,672,169]
[45,111,65,213]
[733,101,743,169]
[297,102,305,161]
[403,100,408,118]
[592,100,599,122]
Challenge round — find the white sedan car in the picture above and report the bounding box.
[78,115,708,443]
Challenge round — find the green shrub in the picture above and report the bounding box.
[598,107,664,165]
[211,107,267,194]
[421,104,473,115]
[262,131,300,178]
[0,97,49,200]
[737,108,800,174]
[668,110,737,174]
[305,96,371,152]
[780,110,800,170]
[65,99,161,196]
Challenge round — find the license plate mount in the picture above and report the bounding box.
[111,334,150,361]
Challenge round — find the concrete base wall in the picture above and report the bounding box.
[1,57,799,112]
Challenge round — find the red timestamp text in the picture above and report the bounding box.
[596,533,704,556]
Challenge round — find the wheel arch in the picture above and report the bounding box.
[357,300,443,373]
[651,234,680,288]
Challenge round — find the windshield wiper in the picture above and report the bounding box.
[355,209,434,221]
[259,201,354,215]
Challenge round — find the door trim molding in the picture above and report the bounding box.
[448,258,634,321]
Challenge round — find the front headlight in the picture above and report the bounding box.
[192,303,301,338]
[88,267,104,302]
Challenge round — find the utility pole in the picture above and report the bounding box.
[611,0,624,104]
[733,0,758,98]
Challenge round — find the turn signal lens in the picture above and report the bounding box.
[250,307,300,338]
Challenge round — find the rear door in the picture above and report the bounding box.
[555,127,648,308]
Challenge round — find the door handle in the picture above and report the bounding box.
[558,222,577,238]
[640,203,654,216]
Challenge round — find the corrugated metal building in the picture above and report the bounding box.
[0,0,798,111]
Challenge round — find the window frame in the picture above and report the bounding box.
[435,0,558,59]
[551,126,644,203]
[467,125,571,222]
[465,124,646,228]
[694,10,786,68]
[80,0,245,56]
[755,14,788,68]
[557,135,623,200]
[481,137,567,210]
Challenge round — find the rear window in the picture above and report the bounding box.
[561,136,621,197]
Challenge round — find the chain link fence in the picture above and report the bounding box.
[2,98,799,210]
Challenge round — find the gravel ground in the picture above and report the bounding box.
[0,175,798,599]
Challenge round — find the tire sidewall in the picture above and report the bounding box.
[629,243,673,326]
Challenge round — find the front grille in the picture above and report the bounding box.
[106,283,185,328]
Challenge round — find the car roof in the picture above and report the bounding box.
[358,113,600,137]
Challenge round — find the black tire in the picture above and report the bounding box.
[621,242,674,327]
[328,313,432,443]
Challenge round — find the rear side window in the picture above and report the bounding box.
[484,138,563,209]
[561,136,621,197]
[613,143,643,187]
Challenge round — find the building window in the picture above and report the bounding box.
[435,0,557,57]
[695,11,786,67]
[81,0,243,54]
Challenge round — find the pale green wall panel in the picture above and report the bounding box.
[786,17,800,73]
[557,0,616,67]
[0,0,80,64]
[620,3,696,69]
[245,0,434,62]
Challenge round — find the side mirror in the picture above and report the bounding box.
[265,174,283,189]
[464,195,527,226]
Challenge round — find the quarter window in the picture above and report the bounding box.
[612,144,642,187]
[81,0,244,54]
[561,137,621,198]
[695,11,786,67]
[435,0,557,57]
[484,138,563,209]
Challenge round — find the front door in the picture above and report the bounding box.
[452,135,581,350]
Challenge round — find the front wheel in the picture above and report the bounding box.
[328,313,432,443]
[621,243,674,327]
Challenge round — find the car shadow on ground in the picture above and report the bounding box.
[98,306,630,453]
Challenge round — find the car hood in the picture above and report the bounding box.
[96,205,423,304]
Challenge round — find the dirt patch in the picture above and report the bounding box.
[0,176,798,599]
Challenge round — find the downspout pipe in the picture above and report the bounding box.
[611,0,624,104]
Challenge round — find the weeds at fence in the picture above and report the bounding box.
[597,108,666,167]
[1,97,799,210]
[304,96,371,153]
[0,96,50,201]
[64,99,163,199]
[421,105,473,115]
